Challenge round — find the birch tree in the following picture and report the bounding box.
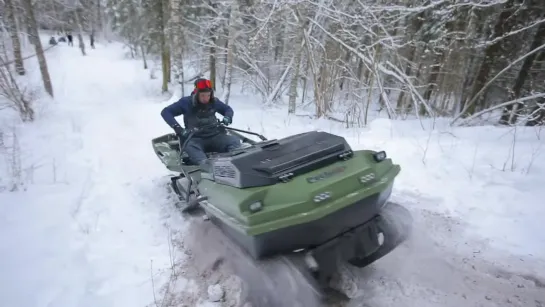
[221,0,240,104]
[21,0,54,97]
[4,0,25,75]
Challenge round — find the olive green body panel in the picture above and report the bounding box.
[152,132,400,237]
[152,134,186,173]
[198,150,400,236]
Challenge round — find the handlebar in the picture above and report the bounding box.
[190,119,224,133]
[176,118,267,147]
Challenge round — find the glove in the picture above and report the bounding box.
[172,124,188,137]
[222,116,232,126]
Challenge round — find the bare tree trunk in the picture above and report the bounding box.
[159,0,170,92]
[338,50,351,90]
[74,10,87,56]
[21,0,54,97]
[90,31,95,49]
[171,0,184,94]
[165,0,171,83]
[301,57,309,105]
[499,20,545,125]
[222,1,239,104]
[140,45,148,69]
[525,51,545,126]
[96,0,103,40]
[5,0,25,75]
[461,0,522,116]
[209,43,217,91]
[179,50,185,96]
[396,9,426,114]
[221,28,229,88]
[423,52,444,103]
[161,45,170,92]
[288,41,305,114]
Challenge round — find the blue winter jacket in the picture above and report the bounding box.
[161,95,234,138]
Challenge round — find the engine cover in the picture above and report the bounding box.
[209,131,352,188]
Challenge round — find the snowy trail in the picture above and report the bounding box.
[45,46,190,306]
[0,43,186,307]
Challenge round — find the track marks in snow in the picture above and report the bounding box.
[346,196,545,307]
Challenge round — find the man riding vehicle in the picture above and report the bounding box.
[160,78,241,166]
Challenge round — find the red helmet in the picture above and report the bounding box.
[194,78,212,93]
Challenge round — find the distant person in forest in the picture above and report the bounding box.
[90,31,95,49]
[67,33,73,46]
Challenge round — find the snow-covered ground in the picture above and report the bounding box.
[1,38,544,307]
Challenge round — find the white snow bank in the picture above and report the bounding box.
[0,38,192,307]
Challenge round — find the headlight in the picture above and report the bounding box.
[373,151,387,162]
[360,173,376,183]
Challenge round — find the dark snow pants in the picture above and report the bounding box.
[185,133,241,165]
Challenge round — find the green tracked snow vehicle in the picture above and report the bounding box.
[152,120,411,305]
